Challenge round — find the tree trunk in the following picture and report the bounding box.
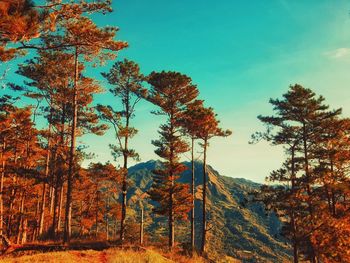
[302,123,316,263]
[168,122,175,249]
[51,157,59,239]
[106,197,109,241]
[331,191,336,217]
[79,200,83,237]
[120,104,130,245]
[21,218,27,244]
[32,196,40,241]
[302,123,313,215]
[55,102,66,237]
[120,172,127,244]
[38,182,47,236]
[290,146,298,263]
[7,183,15,237]
[57,184,64,234]
[329,159,336,217]
[38,119,52,237]
[95,189,99,238]
[139,201,144,246]
[16,192,25,244]
[190,137,195,252]
[201,139,207,254]
[169,189,174,248]
[50,154,59,239]
[0,139,5,236]
[49,186,55,216]
[293,239,299,263]
[64,47,79,244]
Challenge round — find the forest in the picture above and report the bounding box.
[0,1,349,263]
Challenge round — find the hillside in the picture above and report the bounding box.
[126,161,291,262]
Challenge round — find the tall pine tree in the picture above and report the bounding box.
[99,59,146,244]
[147,71,198,248]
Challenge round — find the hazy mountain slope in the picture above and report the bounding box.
[126,160,291,262]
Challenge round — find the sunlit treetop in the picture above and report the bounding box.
[0,0,126,61]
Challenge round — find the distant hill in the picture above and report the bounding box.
[126,160,291,263]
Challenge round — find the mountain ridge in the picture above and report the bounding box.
[125,160,291,262]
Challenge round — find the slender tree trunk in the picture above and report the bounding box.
[291,210,299,263]
[106,197,109,241]
[331,191,336,217]
[106,218,109,241]
[16,192,25,244]
[79,200,83,237]
[302,123,313,214]
[32,196,40,241]
[38,118,52,237]
[49,148,58,218]
[120,171,127,243]
[64,47,79,244]
[7,185,15,237]
[320,157,332,214]
[293,238,299,263]
[168,120,175,249]
[329,159,336,217]
[0,139,5,236]
[302,123,316,263]
[140,203,144,246]
[169,186,174,248]
[290,146,299,263]
[55,103,66,237]
[51,154,59,239]
[190,137,195,252]
[49,187,55,216]
[201,139,207,254]
[95,188,99,238]
[21,218,27,244]
[57,184,64,234]
[120,104,130,244]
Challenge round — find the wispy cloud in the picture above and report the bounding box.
[324,48,350,59]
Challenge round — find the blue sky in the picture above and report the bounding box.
[2,0,350,182]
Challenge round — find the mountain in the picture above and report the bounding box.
[126,160,291,263]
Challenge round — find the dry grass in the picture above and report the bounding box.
[0,247,201,263]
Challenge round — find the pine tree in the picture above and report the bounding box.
[310,116,350,261]
[0,0,115,61]
[99,59,146,244]
[0,0,43,61]
[147,71,198,248]
[192,106,231,254]
[44,12,128,244]
[255,84,345,262]
[181,99,204,252]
